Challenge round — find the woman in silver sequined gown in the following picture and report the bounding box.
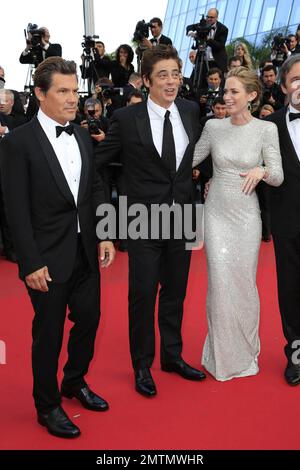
[193,68,283,381]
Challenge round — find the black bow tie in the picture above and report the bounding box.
[56,124,74,138]
[289,112,300,122]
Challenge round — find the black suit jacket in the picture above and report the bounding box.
[266,107,300,237]
[150,35,172,46]
[19,43,62,65]
[95,99,200,206]
[207,22,228,72]
[0,118,105,281]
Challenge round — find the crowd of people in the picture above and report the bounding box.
[1,8,300,439]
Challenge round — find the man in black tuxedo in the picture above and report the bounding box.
[0,57,115,437]
[19,27,62,66]
[266,55,300,385]
[205,8,228,73]
[142,17,172,49]
[95,45,206,397]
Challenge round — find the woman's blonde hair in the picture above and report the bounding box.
[234,42,253,70]
[227,66,262,112]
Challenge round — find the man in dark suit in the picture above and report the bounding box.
[0,57,115,437]
[95,45,206,397]
[142,17,172,49]
[19,27,62,66]
[266,55,300,385]
[204,8,228,73]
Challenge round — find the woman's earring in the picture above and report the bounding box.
[248,101,252,112]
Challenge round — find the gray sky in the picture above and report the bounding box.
[1,0,168,91]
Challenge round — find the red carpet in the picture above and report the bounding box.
[0,243,299,450]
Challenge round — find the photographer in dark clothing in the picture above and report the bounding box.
[80,40,111,86]
[19,27,62,66]
[261,65,285,110]
[141,17,172,49]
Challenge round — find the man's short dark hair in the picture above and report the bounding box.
[141,45,181,83]
[279,53,300,86]
[262,64,277,76]
[212,97,225,107]
[34,57,77,93]
[127,90,143,104]
[207,67,223,79]
[228,56,242,66]
[150,17,162,28]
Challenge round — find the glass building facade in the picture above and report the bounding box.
[163,0,300,76]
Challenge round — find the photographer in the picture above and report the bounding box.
[261,65,285,110]
[286,34,300,56]
[205,8,228,73]
[19,26,62,66]
[80,97,108,143]
[199,67,223,116]
[80,39,111,86]
[141,17,172,49]
[271,33,290,68]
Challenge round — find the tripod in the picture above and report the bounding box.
[81,50,100,96]
[135,44,148,73]
[192,41,210,100]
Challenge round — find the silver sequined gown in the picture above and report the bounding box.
[193,118,283,381]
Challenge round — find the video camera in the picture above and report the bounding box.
[272,34,290,67]
[100,84,124,100]
[272,34,290,51]
[82,35,100,56]
[186,15,212,51]
[26,23,44,48]
[132,20,152,42]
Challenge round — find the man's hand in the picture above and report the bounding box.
[80,120,88,129]
[141,37,152,49]
[0,125,8,136]
[204,178,212,200]
[91,131,105,142]
[99,241,115,268]
[25,266,52,292]
[193,169,200,180]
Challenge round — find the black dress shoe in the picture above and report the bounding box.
[61,385,109,411]
[161,359,206,381]
[135,368,157,397]
[284,364,300,386]
[37,406,80,438]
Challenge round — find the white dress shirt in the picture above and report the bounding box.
[206,24,217,61]
[286,104,300,161]
[37,109,82,231]
[147,97,189,171]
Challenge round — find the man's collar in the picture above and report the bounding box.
[147,96,177,118]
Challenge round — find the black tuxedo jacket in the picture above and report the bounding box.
[266,107,300,237]
[207,22,228,72]
[19,43,62,65]
[150,35,172,46]
[95,99,200,206]
[0,118,105,281]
